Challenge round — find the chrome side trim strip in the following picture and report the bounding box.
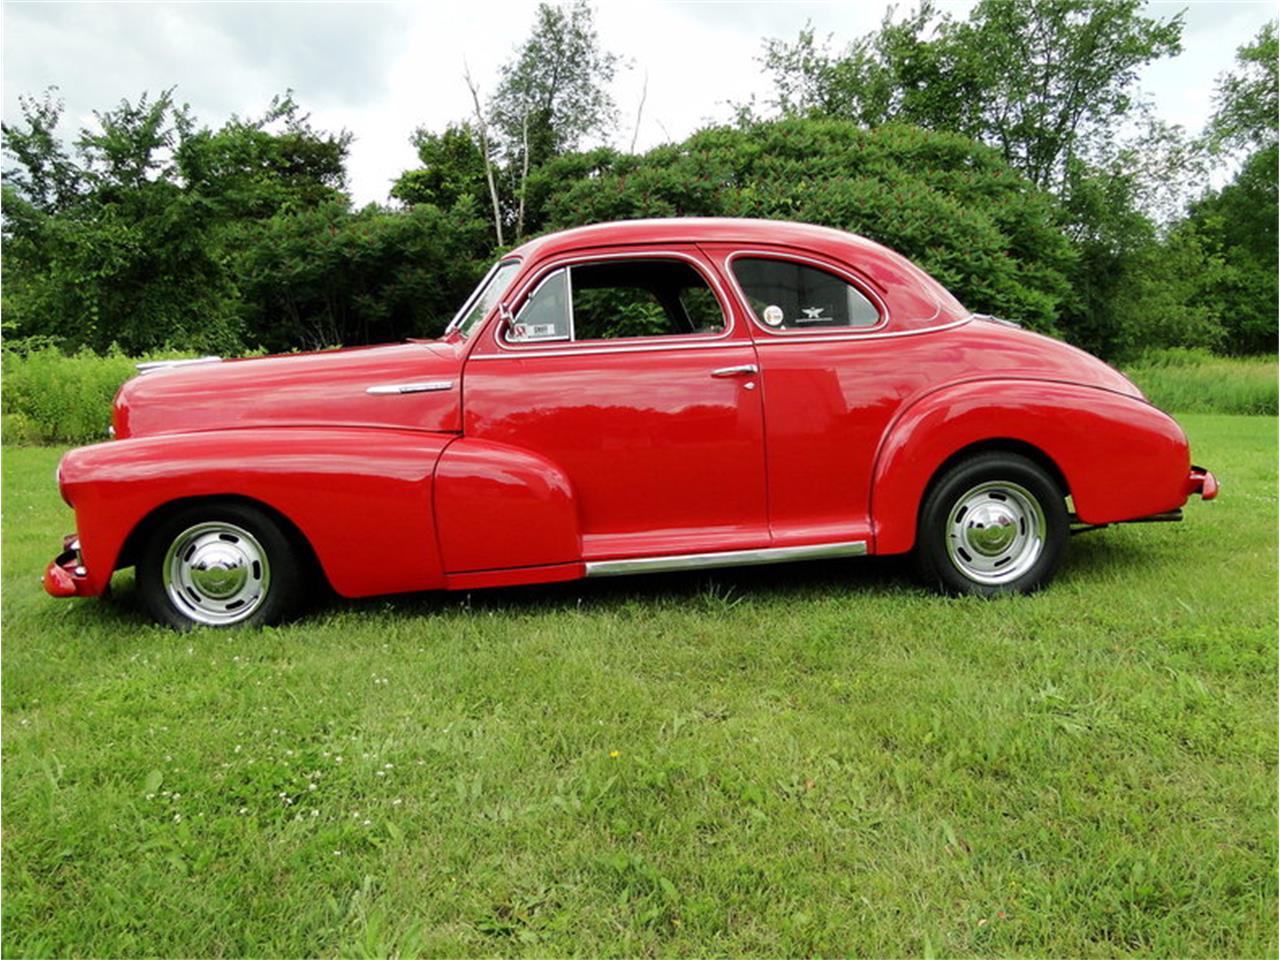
[136,356,222,374]
[365,380,455,395]
[584,539,867,577]
[750,315,973,346]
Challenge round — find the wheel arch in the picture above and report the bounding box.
[116,494,330,589]
[922,438,1070,510]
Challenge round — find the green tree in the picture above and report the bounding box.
[1182,21,1278,355]
[758,0,1182,194]
[491,0,619,170]
[390,123,489,211]
[2,89,354,354]
[232,198,492,351]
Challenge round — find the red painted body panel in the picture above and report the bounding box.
[57,428,452,597]
[45,218,1214,605]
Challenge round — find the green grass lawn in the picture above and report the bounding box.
[3,414,1276,957]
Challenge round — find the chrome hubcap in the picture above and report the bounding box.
[945,481,1045,585]
[163,522,270,625]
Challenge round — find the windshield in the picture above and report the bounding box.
[447,259,521,338]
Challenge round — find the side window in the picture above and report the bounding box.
[732,257,880,332]
[506,258,726,344]
[510,269,571,342]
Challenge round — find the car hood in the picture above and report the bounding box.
[113,341,465,439]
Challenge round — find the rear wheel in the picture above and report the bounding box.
[915,452,1067,596]
[137,502,304,629]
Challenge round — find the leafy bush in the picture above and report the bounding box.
[1122,350,1278,415]
[529,121,1077,335]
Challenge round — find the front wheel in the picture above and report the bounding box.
[915,452,1068,596]
[137,502,304,629]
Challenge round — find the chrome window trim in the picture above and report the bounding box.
[471,315,974,359]
[445,258,521,336]
[470,340,750,360]
[584,539,867,577]
[487,249,735,354]
[724,249,890,338]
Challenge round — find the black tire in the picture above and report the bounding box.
[914,452,1068,597]
[137,502,305,629]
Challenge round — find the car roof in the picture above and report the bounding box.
[508,217,891,262]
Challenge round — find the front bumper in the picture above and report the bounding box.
[43,534,92,598]
[1187,465,1219,501]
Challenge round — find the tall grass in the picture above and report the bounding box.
[1,346,195,445]
[1122,348,1277,415]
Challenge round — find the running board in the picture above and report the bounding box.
[584,540,867,577]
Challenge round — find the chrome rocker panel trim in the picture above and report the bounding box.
[584,539,867,577]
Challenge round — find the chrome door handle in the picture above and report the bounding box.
[710,364,759,378]
[365,380,454,395]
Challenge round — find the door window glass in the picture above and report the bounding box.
[505,259,726,343]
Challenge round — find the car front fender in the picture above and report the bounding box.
[57,428,456,598]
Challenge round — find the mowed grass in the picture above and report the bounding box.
[2,415,1275,957]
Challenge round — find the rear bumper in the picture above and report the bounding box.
[43,534,92,598]
[1187,465,1219,501]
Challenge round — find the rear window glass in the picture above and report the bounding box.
[732,257,880,331]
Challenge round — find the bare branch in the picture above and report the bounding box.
[515,105,531,242]
[629,70,648,154]
[464,60,504,247]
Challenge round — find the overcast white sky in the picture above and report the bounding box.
[3,1,1275,206]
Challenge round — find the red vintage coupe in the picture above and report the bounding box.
[45,219,1218,628]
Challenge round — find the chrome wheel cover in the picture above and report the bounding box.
[945,481,1045,585]
[162,522,270,625]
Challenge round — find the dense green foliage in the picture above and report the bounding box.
[0,3,1273,365]
[1,92,491,355]
[533,122,1075,334]
[753,4,1276,361]
[4,415,1275,955]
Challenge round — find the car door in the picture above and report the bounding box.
[701,243,890,550]
[460,246,770,564]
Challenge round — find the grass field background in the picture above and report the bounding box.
[2,414,1276,956]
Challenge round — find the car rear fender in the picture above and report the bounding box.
[870,379,1191,554]
[57,428,454,598]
